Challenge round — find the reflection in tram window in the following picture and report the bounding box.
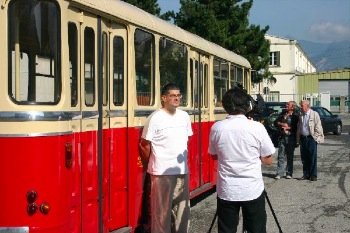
[134,29,155,106]
[190,59,199,108]
[230,64,244,90]
[113,36,125,106]
[237,67,243,85]
[8,0,60,104]
[159,37,188,106]
[84,27,95,106]
[102,32,108,106]
[203,63,208,108]
[68,22,78,107]
[213,59,229,107]
[230,64,237,88]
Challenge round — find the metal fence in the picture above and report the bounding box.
[251,93,349,113]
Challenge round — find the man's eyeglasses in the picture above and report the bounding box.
[168,94,182,99]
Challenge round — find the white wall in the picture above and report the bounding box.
[263,35,316,97]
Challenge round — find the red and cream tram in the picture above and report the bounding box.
[0,0,251,232]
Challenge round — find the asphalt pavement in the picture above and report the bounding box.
[189,113,350,233]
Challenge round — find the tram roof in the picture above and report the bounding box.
[69,0,251,69]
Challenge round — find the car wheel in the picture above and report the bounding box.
[333,124,342,135]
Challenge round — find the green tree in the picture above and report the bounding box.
[121,0,161,16]
[173,0,272,83]
[121,0,173,21]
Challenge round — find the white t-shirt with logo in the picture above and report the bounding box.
[142,108,193,175]
[208,115,276,201]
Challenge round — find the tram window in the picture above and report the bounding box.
[194,60,199,108]
[190,59,194,106]
[102,32,108,106]
[203,64,208,108]
[213,59,229,107]
[113,36,125,106]
[159,37,188,106]
[8,0,60,104]
[237,67,243,85]
[134,29,155,106]
[68,23,78,107]
[230,64,237,88]
[84,27,95,106]
[199,62,204,108]
[244,70,249,89]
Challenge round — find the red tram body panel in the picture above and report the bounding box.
[0,134,72,232]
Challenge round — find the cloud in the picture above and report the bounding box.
[308,22,350,42]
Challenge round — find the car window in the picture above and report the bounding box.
[273,106,285,113]
[322,108,332,117]
[267,105,285,114]
[315,108,324,117]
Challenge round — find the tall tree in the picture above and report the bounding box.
[174,0,272,83]
[121,0,173,21]
[121,0,161,16]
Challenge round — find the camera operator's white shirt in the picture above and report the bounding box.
[209,114,275,201]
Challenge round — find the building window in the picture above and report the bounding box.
[268,91,280,102]
[269,51,280,66]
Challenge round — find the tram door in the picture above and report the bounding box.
[106,23,128,230]
[67,9,128,232]
[67,9,101,232]
[188,52,210,194]
[79,13,101,233]
[99,20,129,231]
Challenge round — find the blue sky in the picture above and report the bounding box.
[157,0,350,43]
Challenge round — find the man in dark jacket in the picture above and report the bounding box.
[274,101,299,179]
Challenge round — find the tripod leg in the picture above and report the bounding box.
[207,211,217,233]
[264,190,283,233]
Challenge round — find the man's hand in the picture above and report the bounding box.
[260,155,272,165]
[139,138,151,163]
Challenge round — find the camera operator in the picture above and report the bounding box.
[208,87,276,233]
[274,101,299,180]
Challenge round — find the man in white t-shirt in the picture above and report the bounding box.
[139,83,193,233]
[208,87,275,233]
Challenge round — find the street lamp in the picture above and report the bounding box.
[289,75,296,101]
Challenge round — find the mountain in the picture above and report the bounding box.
[298,40,350,72]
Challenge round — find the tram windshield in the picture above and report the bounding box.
[8,0,60,104]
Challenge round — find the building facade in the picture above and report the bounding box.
[252,35,316,102]
[297,70,350,113]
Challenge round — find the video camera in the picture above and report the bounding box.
[245,93,266,121]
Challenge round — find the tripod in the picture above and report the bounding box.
[264,190,283,233]
[207,190,283,233]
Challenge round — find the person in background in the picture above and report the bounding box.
[139,83,193,233]
[297,100,324,181]
[208,87,275,233]
[274,101,299,179]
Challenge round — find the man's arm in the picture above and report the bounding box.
[313,112,324,143]
[261,155,272,165]
[139,138,151,162]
